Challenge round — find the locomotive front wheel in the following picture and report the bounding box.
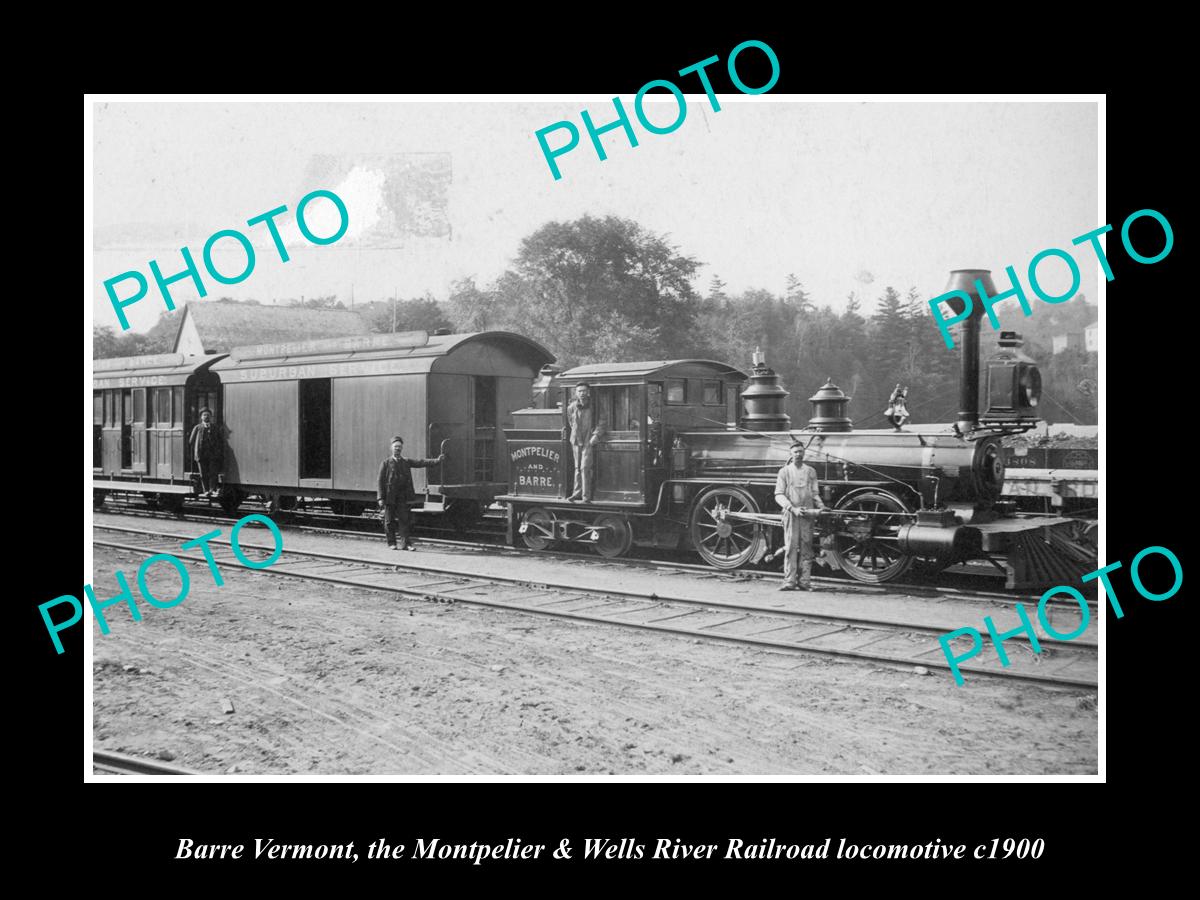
[521,508,558,551]
[592,514,633,559]
[690,486,764,570]
[827,490,914,584]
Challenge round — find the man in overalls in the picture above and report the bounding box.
[774,439,825,590]
[566,383,602,501]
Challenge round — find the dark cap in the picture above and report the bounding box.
[200,407,212,415]
[789,439,806,450]
[391,435,404,444]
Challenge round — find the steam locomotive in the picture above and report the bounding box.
[498,271,1096,590]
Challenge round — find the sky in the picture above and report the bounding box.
[91,99,1099,334]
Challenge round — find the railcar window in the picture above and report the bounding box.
[666,379,686,404]
[595,385,641,436]
[473,438,495,482]
[93,393,103,425]
[122,390,133,425]
[647,383,662,423]
[702,380,723,405]
[133,389,146,425]
[474,376,497,427]
[155,388,173,426]
[174,387,185,426]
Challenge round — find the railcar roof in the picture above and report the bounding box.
[210,330,554,374]
[93,353,229,386]
[557,360,748,380]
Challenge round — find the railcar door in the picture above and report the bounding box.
[93,392,104,469]
[644,383,666,499]
[592,384,643,503]
[187,387,221,478]
[120,389,133,470]
[129,388,148,474]
[151,387,173,477]
[102,390,121,472]
[472,375,497,483]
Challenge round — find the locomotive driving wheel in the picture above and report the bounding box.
[592,514,633,559]
[690,486,765,569]
[827,490,914,584]
[521,508,558,551]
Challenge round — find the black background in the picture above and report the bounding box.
[52,23,1187,884]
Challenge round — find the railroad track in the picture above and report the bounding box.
[93,524,1098,689]
[93,749,199,776]
[93,504,1095,609]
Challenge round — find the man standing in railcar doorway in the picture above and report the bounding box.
[774,439,825,591]
[377,436,446,551]
[565,383,602,501]
[189,407,223,498]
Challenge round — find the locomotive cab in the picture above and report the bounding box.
[498,360,748,556]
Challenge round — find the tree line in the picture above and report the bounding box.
[93,214,1098,425]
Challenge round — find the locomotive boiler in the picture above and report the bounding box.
[498,270,1098,590]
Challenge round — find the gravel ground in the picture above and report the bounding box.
[90,545,1098,775]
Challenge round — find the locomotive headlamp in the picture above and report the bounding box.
[982,332,1042,423]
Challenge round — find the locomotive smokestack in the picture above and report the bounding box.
[942,269,996,434]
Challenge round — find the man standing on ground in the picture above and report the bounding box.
[565,383,602,501]
[774,439,825,591]
[377,436,446,550]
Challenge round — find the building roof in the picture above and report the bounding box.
[172,300,369,354]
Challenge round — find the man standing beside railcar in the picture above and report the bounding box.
[565,383,603,502]
[189,407,223,498]
[377,436,446,551]
[774,439,825,591]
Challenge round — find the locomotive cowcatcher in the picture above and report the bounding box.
[498,270,1098,590]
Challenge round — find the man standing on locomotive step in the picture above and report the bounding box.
[377,436,446,550]
[189,407,222,498]
[565,382,603,501]
[774,438,825,591]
